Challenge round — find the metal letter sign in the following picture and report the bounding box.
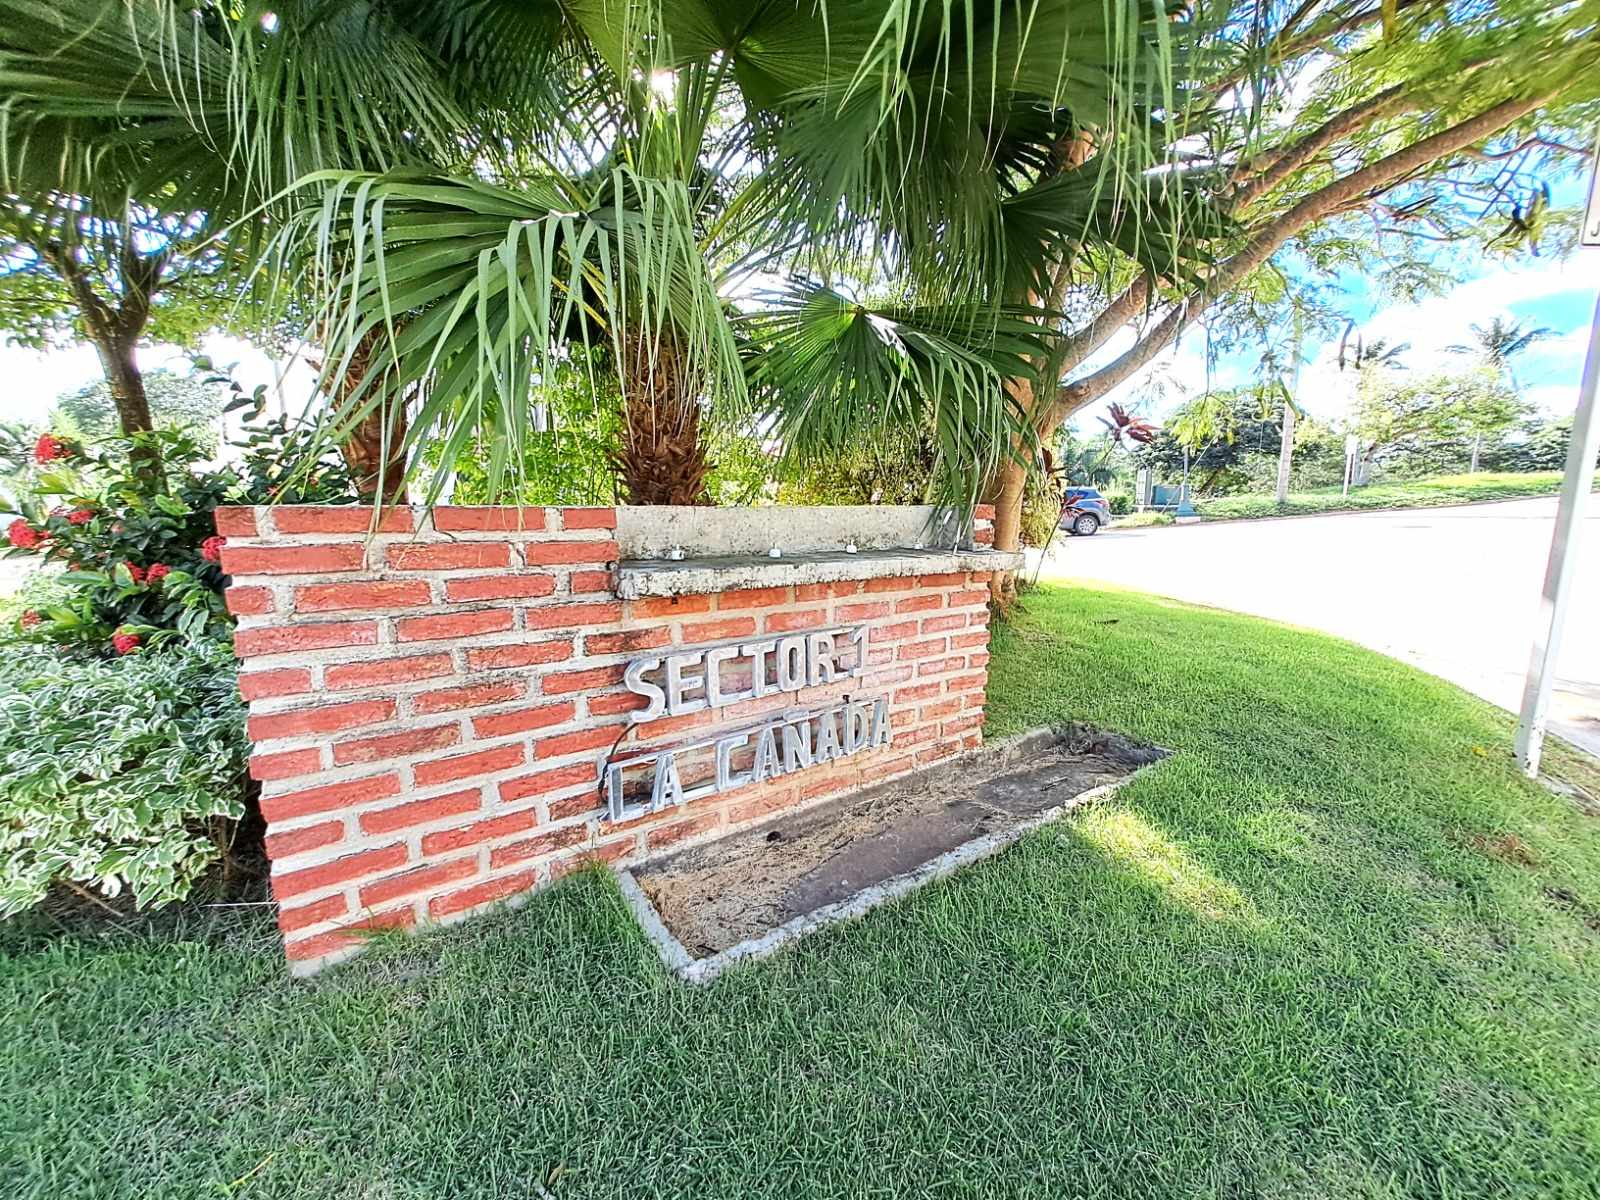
[605,625,889,821]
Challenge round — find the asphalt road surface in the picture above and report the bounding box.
[1040,497,1600,759]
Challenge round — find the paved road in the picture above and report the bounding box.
[1039,497,1600,759]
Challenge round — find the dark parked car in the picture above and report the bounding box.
[1059,487,1111,536]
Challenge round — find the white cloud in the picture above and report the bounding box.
[1337,255,1593,378]
[1523,383,1583,416]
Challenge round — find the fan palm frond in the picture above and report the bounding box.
[743,283,1050,506]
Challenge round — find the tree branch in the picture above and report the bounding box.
[1043,84,1415,398]
[1041,273,1152,406]
[1230,84,1409,210]
[1210,0,1444,96]
[1050,87,1562,423]
[38,238,115,338]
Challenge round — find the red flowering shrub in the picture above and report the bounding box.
[33,432,74,464]
[5,431,234,654]
[7,418,357,656]
[7,519,44,550]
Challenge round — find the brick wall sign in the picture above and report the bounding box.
[217,503,1016,973]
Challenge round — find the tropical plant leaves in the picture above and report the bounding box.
[742,284,1050,506]
[2,0,1212,507]
[277,166,746,503]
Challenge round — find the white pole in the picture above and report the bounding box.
[1513,285,1600,777]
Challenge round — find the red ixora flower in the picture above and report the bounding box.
[19,610,41,630]
[7,518,44,549]
[67,508,95,526]
[201,535,226,562]
[33,433,71,463]
[124,562,148,584]
[111,629,140,656]
[145,563,171,584]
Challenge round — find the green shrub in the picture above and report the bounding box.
[0,640,249,916]
[1108,493,1133,516]
[779,428,937,505]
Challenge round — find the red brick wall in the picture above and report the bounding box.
[218,504,997,972]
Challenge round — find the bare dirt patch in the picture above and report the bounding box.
[1466,832,1542,869]
[634,724,1166,959]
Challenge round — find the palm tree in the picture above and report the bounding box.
[2,0,1200,514]
[1449,316,1553,470]
[1335,325,1410,373]
[1450,316,1554,385]
[1356,338,1411,370]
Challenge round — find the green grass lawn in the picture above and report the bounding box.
[5,587,1600,1199]
[1197,471,1578,521]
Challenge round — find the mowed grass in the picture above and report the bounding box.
[1198,470,1578,521]
[5,586,1600,1199]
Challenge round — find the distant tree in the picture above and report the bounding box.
[1445,317,1554,469]
[1481,414,1600,474]
[1354,367,1525,479]
[1335,324,1413,374]
[1355,338,1410,371]
[1127,389,1280,495]
[51,369,227,454]
[0,200,230,443]
[1052,442,1119,491]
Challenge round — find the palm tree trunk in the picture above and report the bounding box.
[616,330,711,506]
[987,452,1027,608]
[329,328,409,504]
[984,378,1037,606]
